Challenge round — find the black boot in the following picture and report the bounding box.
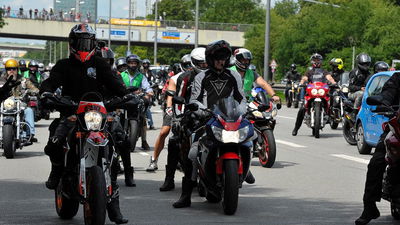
[107,197,128,224]
[124,167,136,187]
[245,170,255,184]
[45,165,63,190]
[355,202,380,225]
[292,128,298,136]
[160,165,175,191]
[173,177,194,208]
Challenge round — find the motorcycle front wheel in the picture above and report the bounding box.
[83,166,107,225]
[3,124,16,159]
[222,159,239,215]
[128,120,140,152]
[258,130,276,168]
[391,202,400,220]
[313,102,321,139]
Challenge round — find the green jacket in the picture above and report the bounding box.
[120,71,144,88]
[230,66,254,98]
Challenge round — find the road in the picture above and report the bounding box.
[0,107,398,225]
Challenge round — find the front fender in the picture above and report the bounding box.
[216,152,243,175]
[3,116,15,125]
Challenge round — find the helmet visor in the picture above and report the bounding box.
[71,37,95,52]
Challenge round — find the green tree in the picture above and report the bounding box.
[0,8,5,28]
[274,0,299,18]
[147,0,194,21]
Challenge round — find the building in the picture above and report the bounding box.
[53,0,96,22]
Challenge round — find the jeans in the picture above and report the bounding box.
[299,87,306,100]
[146,107,153,127]
[24,107,35,135]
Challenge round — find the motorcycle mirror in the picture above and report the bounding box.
[166,90,176,97]
[97,41,106,48]
[277,103,282,110]
[172,96,185,105]
[186,103,198,111]
[258,104,270,112]
[41,92,54,98]
[366,95,384,106]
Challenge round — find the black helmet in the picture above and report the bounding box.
[69,24,97,63]
[172,63,181,75]
[205,40,232,70]
[142,59,151,68]
[100,47,114,66]
[373,61,389,74]
[180,54,192,72]
[115,57,127,72]
[356,53,371,72]
[29,60,39,68]
[290,64,296,70]
[18,59,27,72]
[310,53,323,68]
[126,54,141,72]
[233,48,253,71]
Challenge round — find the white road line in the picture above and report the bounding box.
[275,139,306,148]
[331,154,369,164]
[277,115,295,120]
[139,152,149,156]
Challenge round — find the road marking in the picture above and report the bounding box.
[139,152,149,156]
[152,110,163,113]
[275,139,306,148]
[331,154,369,164]
[277,115,295,120]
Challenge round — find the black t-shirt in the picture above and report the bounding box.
[304,68,330,83]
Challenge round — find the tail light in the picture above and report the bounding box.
[28,101,37,107]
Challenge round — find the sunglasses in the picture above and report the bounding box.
[6,68,17,71]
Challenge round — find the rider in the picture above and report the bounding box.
[179,54,192,72]
[146,48,205,194]
[355,72,400,225]
[329,58,344,83]
[18,59,28,77]
[141,59,155,130]
[24,60,43,89]
[1,59,38,143]
[115,57,128,75]
[40,24,128,224]
[291,53,337,136]
[173,40,246,208]
[120,54,153,151]
[348,53,371,110]
[373,61,389,74]
[284,64,301,100]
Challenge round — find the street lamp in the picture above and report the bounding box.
[264,0,271,81]
[108,0,111,47]
[154,0,158,65]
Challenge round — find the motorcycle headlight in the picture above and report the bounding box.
[294,84,298,88]
[211,125,249,143]
[252,110,263,118]
[318,89,325,96]
[271,109,278,118]
[342,87,349,93]
[211,125,223,142]
[311,88,318,95]
[84,111,103,130]
[4,98,15,110]
[158,85,164,89]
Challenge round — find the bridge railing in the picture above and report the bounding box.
[2,10,252,32]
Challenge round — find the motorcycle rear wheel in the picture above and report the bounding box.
[83,166,107,225]
[258,130,276,168]
[342,119,357,145]
[55,181,79,219]
[222,159,239,215]
[3,124,16,159]
[313,102,321,139]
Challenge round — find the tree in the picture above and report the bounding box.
[0,8,5,28]
[147,0,194,21]
[274,0,299,18]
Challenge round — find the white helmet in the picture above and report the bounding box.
[233,48,253,71]
[190,47,207,73]
[38,63,45,72]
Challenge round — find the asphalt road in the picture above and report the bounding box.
[0,107,399,225]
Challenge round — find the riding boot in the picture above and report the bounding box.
[45,164,63,190]
[355,201,380,225]
[173,177,195,208]
[245,170,255,184]
[107,197,128,224]
[159,165,176,191]
[292,108,305,136]
[124,166,136,187]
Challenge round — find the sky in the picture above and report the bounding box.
[0,0,279,44]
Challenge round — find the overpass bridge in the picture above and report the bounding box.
[0,18,246,48]
[0,43,45,51]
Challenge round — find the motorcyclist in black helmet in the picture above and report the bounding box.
[25,60,43,89]
[140,59,155,130]
[284,63,301,101]
[115,57,128,75]
[373,61,389,74]
[100,47,115,67]
[179,54,193,72]
[348,53,371,110]
[40,23,128,224]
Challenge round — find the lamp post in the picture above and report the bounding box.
[195,0,199,48]
[263,0,271,81]
[127,0,131,55]
[154,0,158,65]
[108,0,111,47]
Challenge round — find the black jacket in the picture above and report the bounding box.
[349,68,370,92]
[176,70,197,104]
[285,70,301,82]
[40,55,128,103]
[379,72,400,106]
[330,69,344,83]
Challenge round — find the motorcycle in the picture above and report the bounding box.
[42,92,132,225]
[192,97,256,215]
[26,93,51,122]
[286,80,300,108]
[120,88,147,152]
[153,76,165,106]
[303,75,331,138]
[0,91,33,158]
[367,95,400,219]
[247,87,280,168]
[329,72,350,129]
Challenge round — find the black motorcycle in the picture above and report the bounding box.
[286,80,300,108]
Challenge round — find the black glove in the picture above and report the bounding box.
[0,77,20,102]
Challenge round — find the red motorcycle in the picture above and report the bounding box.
[303,79,331,138]
[367,95,400,219]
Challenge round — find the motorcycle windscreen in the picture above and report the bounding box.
[213,96,246,123]
[339,72,350,86]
